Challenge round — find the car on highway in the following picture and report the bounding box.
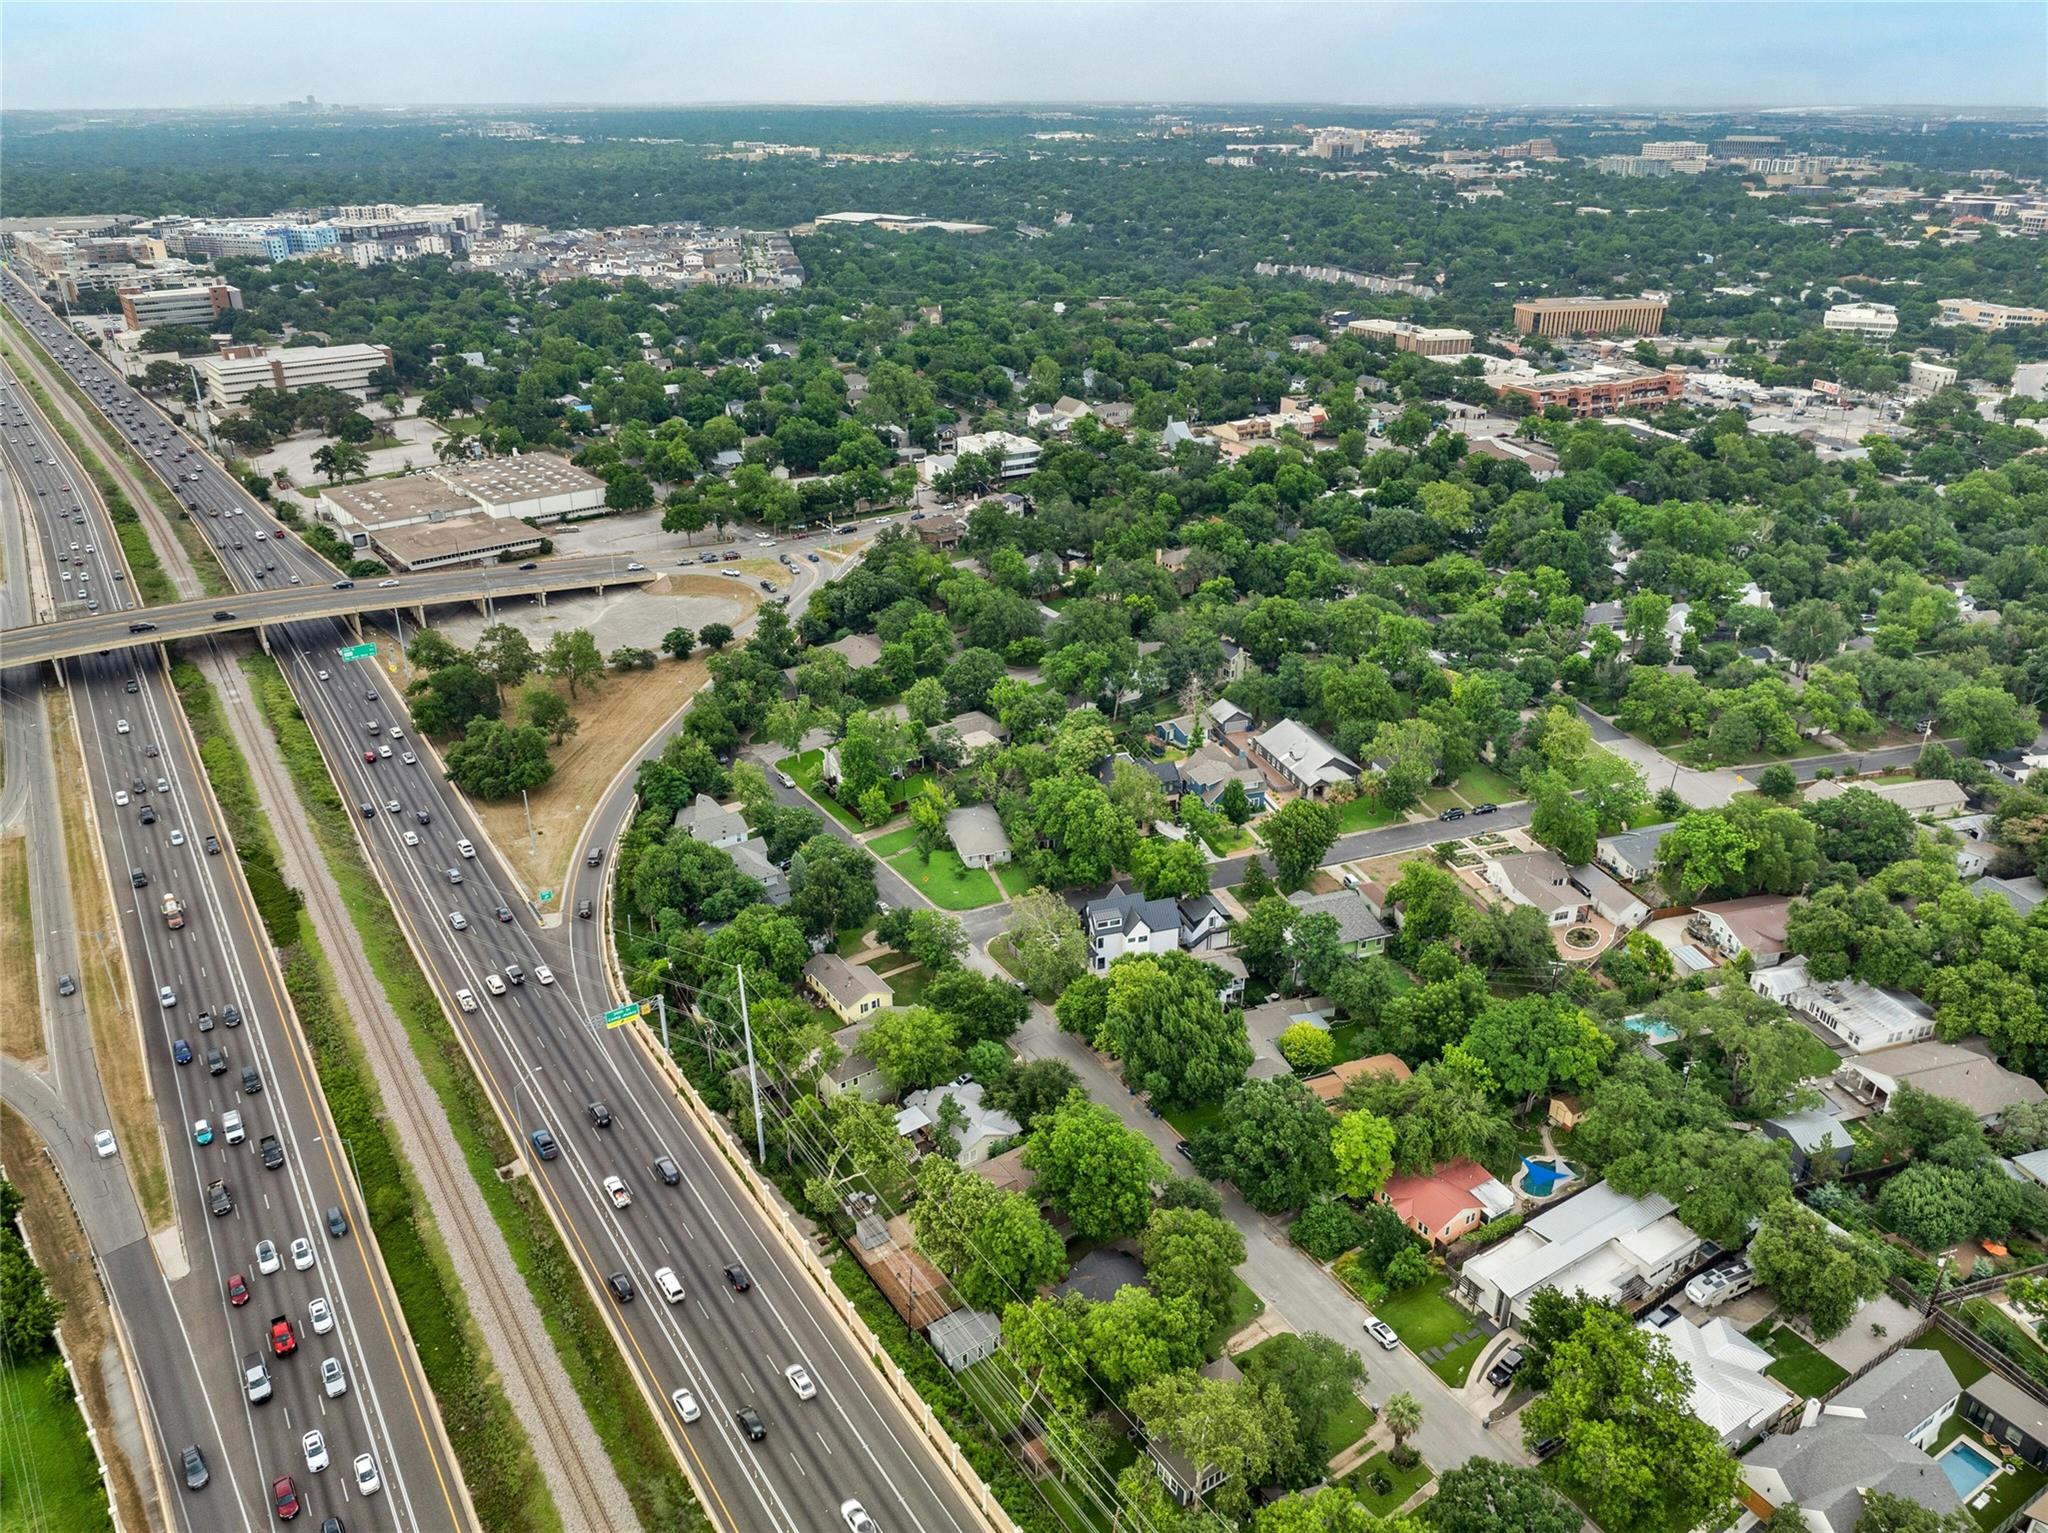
[495,905,513,923]
[401,751,417,765]
[308,1296,334,1334]
[321,1357,347,1398]
[172,1038,192,1066]
[483,974,507,996]
[228,1272,250,1306]
[670,1388,700,1423]
[193,1118,213,1145]
[222,1110,245,1144]
[302,1431,328,1474]
[456,838,475,858]
[607,1271,635,1303]
[204,835,221,855]
[604,1175,632,1209]
[358,801,376,817]
[92,1128,117,1158]
[158,985,176,1008]
[140,804,157,825]
[785,1363,818,1401]
[528,1127,558,1160]
[534,964,555,985]
[222,1004,241,1027]
[655,1267,685,1304]
[651,1155,680,1186]
[255,1239,281,1275]
[454,986,476,1011]
[113,790,129,806]
[323,1206,346,1240]
[353,1455,381,1497]
[403,830,420,847]
[291,1237,315,1271]
[181,1445,208,1492]
[735,1407,767,1442]
[841,1499,879,1533]
[577,899,593,919]
[56,973,77,997]
[447,911,468,930]
[384,799,401,813]
[272,1475,300,1521]
[724,1262,752,1292]
[169,828,185,846]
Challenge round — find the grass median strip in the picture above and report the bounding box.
[238,652,703,1533]
[0,313,227,599]
[172,656,559,1533]
[45,687,171,1232]
[0,836,41,1063]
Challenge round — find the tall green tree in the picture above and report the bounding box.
[1024,1092,1165,1242]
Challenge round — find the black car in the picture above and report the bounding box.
[724,1262,751,1292]
[260,1135,285,1169]
[212,610,236,621]
[415,810,431,825]
[586,846,604,867]
[651,1156,680,1186]
[607,1271,635,1303]
[124,679,138,694]
[588,1101,613,1128]
[1174,1139,1194,1160]
[577,898,594,920]
[325,1205,349,1238]
[222,1004,242,1027]
[359,802,376,819]
[495,905,513,923]
[1438,807,1466,822]
[1472,802,1498,815]
[1485,1345,1526,1389]
[529,1127,558,1161]
[734,1407,766,1442]
[241,1066,263,1095]
[517,561,537,571]
[57,973,77,997]
[181,1444,209,1491]
[204,835,221,855]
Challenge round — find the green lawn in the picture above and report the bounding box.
[0,1355,114,1533]
[867,825,921,857]
[774,750,867,831]
[1164,1099,1226,1142]
[995,864,1036,897]
[1374,1275,1489,1386]
[1237,1335,1375,1461]
[1209,1273,1266,1358]
[1333,795,1403,833]
[885,847,1004,910]
[1343,1449,1434,1518]
[1911,1328,1992,1388]
[1747,1321,1850,1398]
[882,962,935,1004]
[1933,1412,2048,1530]
[1201,822,1255,855]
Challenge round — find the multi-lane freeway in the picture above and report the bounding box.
[0,556,657,666]
[0,369,468,1532]
[5,271,993,1533]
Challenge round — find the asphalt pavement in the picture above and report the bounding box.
[5,269,991,1533]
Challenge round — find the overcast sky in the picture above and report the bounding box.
[4,2,2044,113]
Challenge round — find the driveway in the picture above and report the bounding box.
[1007,1004,1526,1474]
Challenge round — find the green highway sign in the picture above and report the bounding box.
[538,889,555,904]
[603,1002,641,1028]
[338,643,378,661]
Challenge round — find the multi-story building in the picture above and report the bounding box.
[195,342,393,406]
[1907,358,1959,395]
[1345,318,1473,357]
[1642,140,1709,160]
[1512,295,1668,337]
[1937,298,2048,332]
[1597,155,1674,179]
[117,282,242,331]
[950,430,1042,478]
[1494,365,1684,417]
[1823,301,1899,336]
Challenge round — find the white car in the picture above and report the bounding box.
[655,1267,685,1304]
[384,799,401,813]
[308,1295,334,1335]
[454,987,477,1013]
[290,1237,315,1272]
[92,1129,117,1159]
[841,1500,879,1533]
[116,718,130,734]
[1364,1318,1400,1351]
[403,830,420,847]
[302,1430,329,1473]
[353,1455,382,1496]
[604,1175,632,1209]
[534,964,555,986]
[377,745,392,759]
[448,911,468,930]
[483,973,507,996]
[114,790,129,806]
[255,1239,281,1276]
[401,751,417,765]
[317,669,330,681]
[321,1357,348,1398]
[670,1388,700,1423]
[169,828,186,846]
[785,1363,817,1401]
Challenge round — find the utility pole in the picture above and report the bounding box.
[655,992,669,1055]
[738,965,766,1166]
[521,788,537,861]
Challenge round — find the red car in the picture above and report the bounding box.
[269,1316,297,1356]
[227,1272,250,1307]
[272,1475,300,1520]
[361,750,377,764]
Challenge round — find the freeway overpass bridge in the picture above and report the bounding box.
[0,556,656,667]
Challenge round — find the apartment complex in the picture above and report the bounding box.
[195,342,394,406]
[1494,366,1684,418]
[1345,318,1474,357]
[117,282,243,331]
[1513,295,1668,337]
[1937,298,2048,332]
[1642,140,1710,161]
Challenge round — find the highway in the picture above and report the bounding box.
[0,366,467,1531]
[0,556,656,667]
[5,271,993,1533]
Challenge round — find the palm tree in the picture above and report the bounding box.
[1383,1391,1423,1455]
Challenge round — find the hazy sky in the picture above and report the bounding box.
[4,2,2044,113]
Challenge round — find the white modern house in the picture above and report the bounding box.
[1459,1182,1704,1327]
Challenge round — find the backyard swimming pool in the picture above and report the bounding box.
[1939,1440,1999,1500]
[1624,1014,1679,1045]
[1521,1157,1577,1196]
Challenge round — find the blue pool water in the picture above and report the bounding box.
[1521,1157,1576,1196]
[1939,1441,1998,1499]
[1625,1015,1679,1045]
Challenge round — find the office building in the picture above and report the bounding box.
[1823,302,1899,337]
[1346,318,1473,358]
[1907,358,1958,395]
[1513,295,1668,337]
[1642,140,1710,160]
[118,282,242,331]
[1937,298,2048,332]
[949,430,1042,479]
[1494,366,1683,418]
[1598,155,1674,179]
[196,342,393,406]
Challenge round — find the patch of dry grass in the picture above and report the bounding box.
[0,837,39,1064]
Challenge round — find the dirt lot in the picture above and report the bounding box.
[48,689,170,1231]
[0,836,39,1064]
[0,1103,151,1532]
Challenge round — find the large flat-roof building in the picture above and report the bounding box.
[1823,302,1899,337]
[1495,366,1684,418]
[1345,318,1475,358]
[1512,295,1668,338]
[315,453,603,567]
[118,281,242,332]
[1937,298,2048,332]
[430,455,608,524]
[196,342,392,406]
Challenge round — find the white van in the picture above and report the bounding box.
[655,1266,685,1304]
[222,1109,246,1145]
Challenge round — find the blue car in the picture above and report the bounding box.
[529,1127,558,1161]
[172,1038,192,1066]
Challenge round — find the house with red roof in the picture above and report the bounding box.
[1378,1158,1516,1246]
